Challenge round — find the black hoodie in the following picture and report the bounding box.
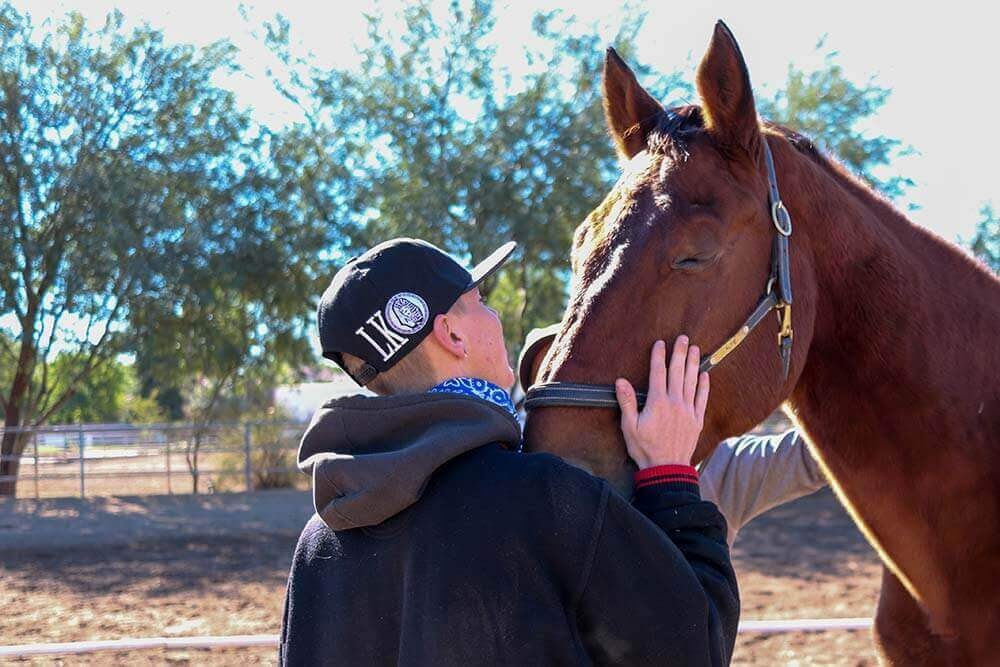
[280,392,739,666]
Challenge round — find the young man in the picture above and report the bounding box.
[281,238,739,666]
[517,326,828,547]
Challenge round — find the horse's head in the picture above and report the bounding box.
[523,22,815,491]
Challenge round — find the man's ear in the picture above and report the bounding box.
[430,313,466,359]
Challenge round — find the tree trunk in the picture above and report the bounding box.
[1,398,28,497]
[2,319,37,498]
[0,428,28,498]
[186,429,202,495]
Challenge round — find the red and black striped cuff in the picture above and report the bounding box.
[634,464,699,490]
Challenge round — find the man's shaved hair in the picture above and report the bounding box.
[342,296,468,395]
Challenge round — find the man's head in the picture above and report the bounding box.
[318,238,516,395]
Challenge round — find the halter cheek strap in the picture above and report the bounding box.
[524,137,794,412]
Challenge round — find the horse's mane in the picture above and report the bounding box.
[763,120,991,278]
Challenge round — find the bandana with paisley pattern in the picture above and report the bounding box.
[428,377,518,419]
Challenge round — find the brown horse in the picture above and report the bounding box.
[522,21,1000,665]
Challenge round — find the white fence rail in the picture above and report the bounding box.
[0,619,875,658]
[0,634,281,658]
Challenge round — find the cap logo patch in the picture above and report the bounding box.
[385,292,429,335]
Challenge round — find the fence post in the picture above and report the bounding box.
[165,435,172,495]
[244,422,253,492]
[33,430,39,499]
[78,424,85,499]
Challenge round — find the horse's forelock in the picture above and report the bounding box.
[645,105,704,156]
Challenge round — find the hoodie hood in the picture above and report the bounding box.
[298,392,521,531]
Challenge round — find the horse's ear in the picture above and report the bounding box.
[696,21,761,160]
[603,48,663,160]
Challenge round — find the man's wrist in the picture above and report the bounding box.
[634,464,699,490]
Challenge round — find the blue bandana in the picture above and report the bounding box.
[428,377,518,419]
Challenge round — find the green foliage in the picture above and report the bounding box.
[969,202,999,273]
[0,4,331,494]
[757,46,913,201]
[0,5,243,429]
[0,4,329,422]
[44,357,164,424]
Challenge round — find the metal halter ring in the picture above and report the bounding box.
[772,201,793,236]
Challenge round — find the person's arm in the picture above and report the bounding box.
[571,336,737,665]
[572,468,738,666]
[698,429,827,545]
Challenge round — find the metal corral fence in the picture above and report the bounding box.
[0,421,310,499]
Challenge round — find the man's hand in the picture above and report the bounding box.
[615,336,709,469]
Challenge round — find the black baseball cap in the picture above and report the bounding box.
[318,238,516,386]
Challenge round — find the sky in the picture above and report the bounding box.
[13,0,999,245]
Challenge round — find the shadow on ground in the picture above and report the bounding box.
[733,487,878,579]
[4,533,297,598]
[1,486,878,598]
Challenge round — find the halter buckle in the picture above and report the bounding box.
[777,303,794,379]
[777,302,793,344]
[772,201,793,237]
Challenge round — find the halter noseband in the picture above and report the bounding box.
[524,138,794,411]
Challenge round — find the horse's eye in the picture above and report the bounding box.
[670,253,717,271]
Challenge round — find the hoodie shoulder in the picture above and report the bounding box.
[297,393,521,531]
[462,446,610,527]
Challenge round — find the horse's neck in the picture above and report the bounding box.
[788,160,999,456]
[781,155,1000,618]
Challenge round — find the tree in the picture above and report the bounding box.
[969,202,999,273]
[45,356,163,424]
[263,1,688,349]
[757,44,913,201]
[0,5,330,496]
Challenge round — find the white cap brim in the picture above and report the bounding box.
[467,241,517,289]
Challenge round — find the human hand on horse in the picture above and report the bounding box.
[615,336,709,469]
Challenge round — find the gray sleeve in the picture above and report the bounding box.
[697,429,827,546]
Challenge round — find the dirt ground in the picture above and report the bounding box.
[1,486,883,666]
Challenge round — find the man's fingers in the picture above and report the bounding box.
[646,340,668,402]
[667,335,688,400]
[694,371,710,422]
[615,378,638,436]
[683,344,700,404]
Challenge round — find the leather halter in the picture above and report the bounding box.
[524,138,794,411]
